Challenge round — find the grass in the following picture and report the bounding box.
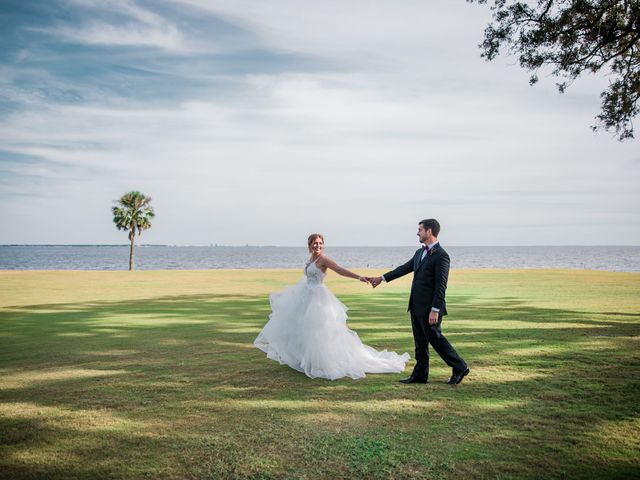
[0,268,639,479]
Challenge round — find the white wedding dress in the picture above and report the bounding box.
[254,259,410,380]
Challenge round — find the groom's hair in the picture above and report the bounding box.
[419,219,440,237]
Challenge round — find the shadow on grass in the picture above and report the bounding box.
[1,290,639,479]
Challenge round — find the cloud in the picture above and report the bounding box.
[168,0,488,61]
[41,21,187,52]
[0,0,638,245]
[25,0,189,52]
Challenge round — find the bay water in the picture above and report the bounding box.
[1,245,639,272]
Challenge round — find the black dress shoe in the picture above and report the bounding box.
[446,367,470,385]
[399,376,427,384]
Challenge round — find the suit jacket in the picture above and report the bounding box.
[383,243,450,318]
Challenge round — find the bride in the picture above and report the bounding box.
[254,233,410,380]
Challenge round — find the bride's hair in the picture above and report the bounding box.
[307,233,324,252]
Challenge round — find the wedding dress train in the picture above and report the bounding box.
[254,259,410,380]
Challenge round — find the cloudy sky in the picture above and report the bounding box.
[1,0,638,246]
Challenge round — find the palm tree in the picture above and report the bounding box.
[112,191,155,271]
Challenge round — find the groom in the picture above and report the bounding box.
[369,219,469,385]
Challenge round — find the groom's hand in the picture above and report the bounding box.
[369,277,382,288]
[428,311,439,325]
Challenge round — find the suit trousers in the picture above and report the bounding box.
[410,310,467,380]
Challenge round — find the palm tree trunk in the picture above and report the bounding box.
[129,231,135,271]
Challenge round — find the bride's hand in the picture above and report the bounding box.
[358,276,369,284]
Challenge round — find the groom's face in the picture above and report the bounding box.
[417,225,430,244]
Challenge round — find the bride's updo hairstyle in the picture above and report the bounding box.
[307,233,324,252]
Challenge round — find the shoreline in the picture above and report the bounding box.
[1,267,639,273]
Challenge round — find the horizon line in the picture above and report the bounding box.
[2,244,639,248]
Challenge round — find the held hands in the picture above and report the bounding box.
[357,276,383,288]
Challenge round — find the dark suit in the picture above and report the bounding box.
[384,243,467,380]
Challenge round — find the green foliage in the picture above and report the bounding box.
[469,0,640,140]
[112,191,155,240]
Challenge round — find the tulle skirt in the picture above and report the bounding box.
[254,278,410,380]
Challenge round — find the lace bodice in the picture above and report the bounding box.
[304,259,326,285]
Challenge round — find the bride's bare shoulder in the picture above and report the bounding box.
[317,254,337,267]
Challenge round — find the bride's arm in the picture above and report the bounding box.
[318,255,367,282]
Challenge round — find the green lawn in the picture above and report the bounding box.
[0,269,639,479]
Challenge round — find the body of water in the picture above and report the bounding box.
[1,245,639,272]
